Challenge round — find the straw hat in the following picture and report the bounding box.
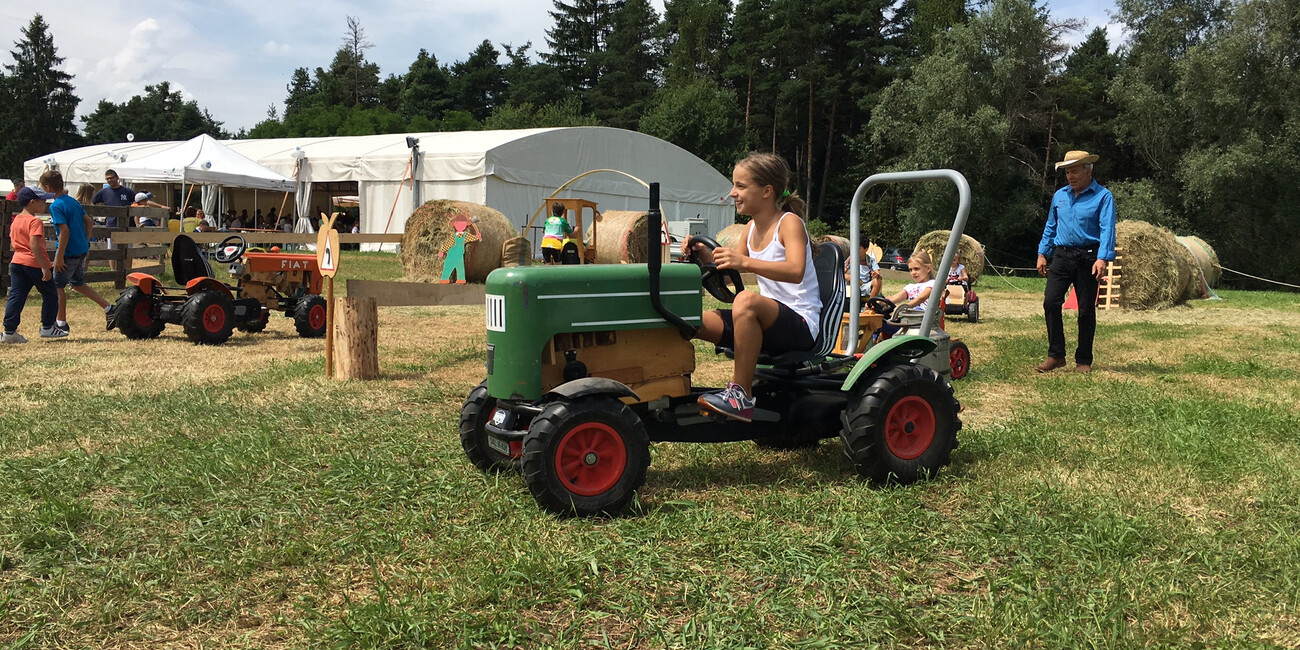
[1055,150,1099,169]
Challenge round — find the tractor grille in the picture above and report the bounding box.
[485,295,506,332]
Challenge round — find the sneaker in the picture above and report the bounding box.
[104,304,118,331]
[1,331,29,344]
[56,321,70,332]
[698,382,756,422]
[39,325,70,339]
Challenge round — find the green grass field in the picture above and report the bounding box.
[2,253,1299,648]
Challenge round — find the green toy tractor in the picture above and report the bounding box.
[462,171,973,516]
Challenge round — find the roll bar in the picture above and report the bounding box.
[846,170,971,353]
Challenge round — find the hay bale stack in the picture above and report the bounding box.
[1176,235,1221,291]
[400,200,516,282]
[1114,220,1193,310]
[914,231,986,284]
[585,210,661,263]
[501,236,531,268]
[715,223,748,249]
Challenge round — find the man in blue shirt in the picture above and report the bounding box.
[1035,150,1117,374]
[91,169,134,228]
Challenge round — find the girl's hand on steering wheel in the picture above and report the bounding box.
[712,247,742,271]
[683,239,712,263]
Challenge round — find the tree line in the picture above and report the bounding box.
[1,1,1296,287]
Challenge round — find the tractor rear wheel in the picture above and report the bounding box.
[181,290,234,345]
[294,295,328,338]
[459,380,520,472]
[116,287,164,339]
[523,397,650,517]
[949,340,970,380]
[840,363,960,484]
[967,299,979,323]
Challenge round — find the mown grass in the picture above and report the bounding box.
[2,254,1299,648]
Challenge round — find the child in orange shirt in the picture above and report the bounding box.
[2,187,64,342]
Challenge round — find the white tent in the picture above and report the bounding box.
[111,134,294,191]
[26,127,734,240]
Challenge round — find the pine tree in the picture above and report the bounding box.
[451,41,508,121]
[661,0,731,85]
[0,14,81,179]
[400,49,453,122]
[544,0,622,94]
[589,0,662,129]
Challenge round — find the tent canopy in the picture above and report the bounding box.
[112,134,294,191]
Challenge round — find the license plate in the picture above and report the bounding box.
[487,435,510,456]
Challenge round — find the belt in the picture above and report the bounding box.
[1055,245,1097,255]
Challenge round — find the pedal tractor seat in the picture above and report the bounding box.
[716,241,847,367]
[171,234,215,284]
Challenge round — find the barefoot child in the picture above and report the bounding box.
[2,187,64,343]
[682,153,822,422]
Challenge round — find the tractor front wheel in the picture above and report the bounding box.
[116,287,164,339]
[181,290,234,345]
[294,295,328,338]
[459,380,520,472]
[840,363,960,484]
[522,397,650,517]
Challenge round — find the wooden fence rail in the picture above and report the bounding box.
[1,200,403,292]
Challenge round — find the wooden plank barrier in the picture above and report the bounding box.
[1098,247,1122,309]
[334,296,379,380]
[345,280,485,307]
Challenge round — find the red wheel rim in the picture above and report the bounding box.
[133,301,152,327]
[884,396,936,460]
[950,346,969,379]
[554,422,627,497]
[308,303,326,331]
[202,303,226,333]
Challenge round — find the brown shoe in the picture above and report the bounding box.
[1075,364,1092,374]
[1035,357,1066,373]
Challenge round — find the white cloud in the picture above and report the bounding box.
[262,40,292,56]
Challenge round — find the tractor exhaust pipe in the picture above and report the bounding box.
[647,183,696,339]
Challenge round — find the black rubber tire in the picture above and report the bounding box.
[237,307,269,333]
[459,380,520,472]
[840,363,961,484]
[115,287,165,340]
[522,397,650,517]
[949,340,971,380]
[968,299,979,323]
[294,294,328,338]
[181,290,234,345]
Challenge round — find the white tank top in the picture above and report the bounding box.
[747,213,822,339]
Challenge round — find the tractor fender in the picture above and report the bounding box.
[185,277,234,299]
[544,377,639,402]
[841,335,938,392]
[126,272,162,295]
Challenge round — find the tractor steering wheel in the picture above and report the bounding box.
[214,235,248,264]
[866,296,897,319]
[687,235,744,303]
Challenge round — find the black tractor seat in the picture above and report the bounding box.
[716,240,847,368]
[171,234,215,284]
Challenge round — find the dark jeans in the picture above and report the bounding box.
[1043,247,1100,365]
[5,263,58,332]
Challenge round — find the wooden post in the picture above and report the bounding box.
[325,276,335,378]
[333,296,378,380]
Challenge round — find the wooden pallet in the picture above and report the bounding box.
[1098,247,1122,309]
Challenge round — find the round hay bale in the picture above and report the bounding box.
[1176,235,1221,289]
[584,210,662,263]
[814,235,851,261]
[913,231,986,284]
[501,236,531,268]
[400,200,517,282]
[715,223,748,250]
[1114,220,1193,310]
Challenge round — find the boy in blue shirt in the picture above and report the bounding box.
[41,170,116,332]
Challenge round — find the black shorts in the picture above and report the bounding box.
[542,248,561,263]
[715,302,816,353]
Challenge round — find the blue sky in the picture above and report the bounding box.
[0,0,1122,135]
